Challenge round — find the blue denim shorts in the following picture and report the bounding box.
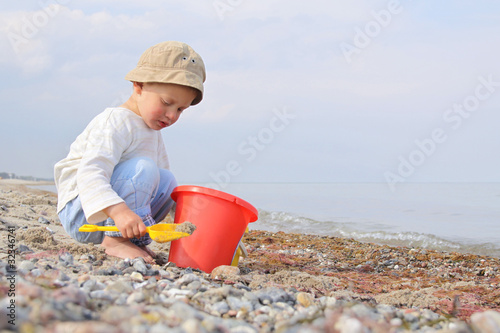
[58,157,177,245]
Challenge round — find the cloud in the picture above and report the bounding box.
[1,1,500,182]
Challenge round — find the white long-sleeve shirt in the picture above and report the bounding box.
[54,107,170,224]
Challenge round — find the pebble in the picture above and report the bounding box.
[132,257,148,275]
[106,280,134,294]
[211,301,230,315]
[130,271,144,282]
[211,265,240,279]
[470,310,500,333]
[126,291,145,304]
[18,260,35,271]
[18,244,33,253]
[59,252,74,266]
[78,274,91,284]
[38,216,50,224]
[296,292,314,307]
[1,255,499,333]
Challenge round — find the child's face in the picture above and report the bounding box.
[133,82,197,130]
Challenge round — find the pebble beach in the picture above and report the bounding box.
[1,180,500,332]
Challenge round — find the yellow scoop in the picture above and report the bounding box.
[78,223,190,243]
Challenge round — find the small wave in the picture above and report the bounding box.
[252,210,500,258]
[337,230,462,251]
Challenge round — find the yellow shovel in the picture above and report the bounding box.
[78,223,190,243]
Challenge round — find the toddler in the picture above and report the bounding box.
[54,41,206,263]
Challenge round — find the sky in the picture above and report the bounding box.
[1,1,500,185]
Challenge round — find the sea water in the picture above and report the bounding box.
[213,182,500,258]
[32,182,500,258]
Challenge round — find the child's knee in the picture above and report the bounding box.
[130,157,161,186]
[159,168,178,191]
[134,157,157,171]
[112,157,161,193]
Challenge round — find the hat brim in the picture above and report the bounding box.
[125,66,204,105]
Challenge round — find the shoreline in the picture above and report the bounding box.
[0,179,54,186]
[249,225,500,261]
[1,182,499,331]
[4,179,500,258]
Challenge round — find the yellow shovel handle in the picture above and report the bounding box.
[78,223,192,243]
[79,224,120,232]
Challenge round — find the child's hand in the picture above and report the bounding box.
[103,203,147,239]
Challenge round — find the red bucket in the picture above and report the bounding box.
[168,185,258,273]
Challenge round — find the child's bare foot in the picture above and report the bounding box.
[101,236,154,263]
[140,245,156,259]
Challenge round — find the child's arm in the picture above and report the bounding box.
[74,109,139,225]
[103,202,147,239]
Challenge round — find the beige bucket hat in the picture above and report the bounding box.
[125,41,206,105]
